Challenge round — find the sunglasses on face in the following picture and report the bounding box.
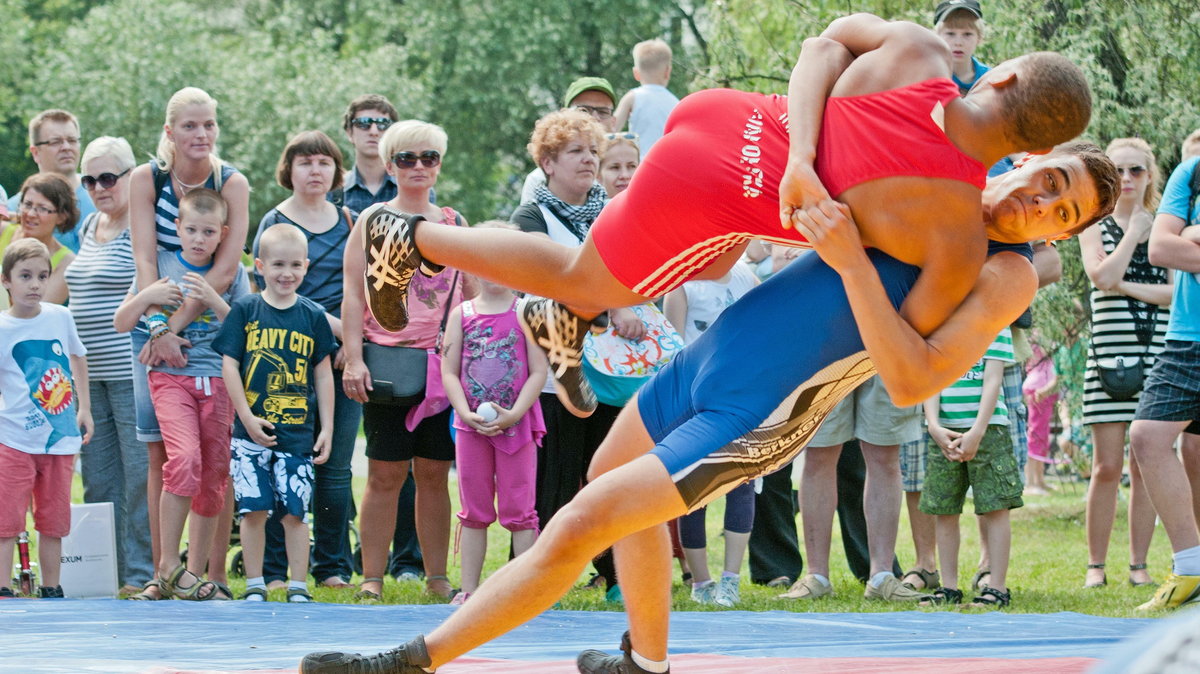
[605,132,639,141]
[350,117,393,131]
[392,150,441,169]
[1117,165,1147,177]
[81,168,132,190]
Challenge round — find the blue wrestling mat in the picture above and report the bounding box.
[0,600,1171,673]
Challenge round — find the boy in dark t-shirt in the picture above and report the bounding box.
[215,224,336,602]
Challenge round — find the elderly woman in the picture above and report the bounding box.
[342,120,475,601]
[61,137,152,595]
[251,130,358,590]
[509,110,646,598]
[1080,137,1173,589]
[125,87,250,600]
[1,173,77,309]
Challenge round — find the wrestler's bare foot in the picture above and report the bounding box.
[364,208,443,333]
[518,296,597,417]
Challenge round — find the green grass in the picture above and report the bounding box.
[34,467,1175,618]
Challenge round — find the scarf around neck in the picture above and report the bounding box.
[534,182,607,243]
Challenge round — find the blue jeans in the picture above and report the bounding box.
[263,372,364,582]
[79,379,154,586]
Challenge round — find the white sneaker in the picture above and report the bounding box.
[690,581,716,604]
[714,576,740,608]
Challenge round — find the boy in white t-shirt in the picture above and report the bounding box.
[919,326,1023,608]
[613,38,679,155]
[0,238,92,598]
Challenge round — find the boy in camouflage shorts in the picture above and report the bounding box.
[919,327,1023,608]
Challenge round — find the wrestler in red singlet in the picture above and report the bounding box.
[591,78,985,298]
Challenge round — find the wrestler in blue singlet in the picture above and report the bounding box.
[641,242,1031,510]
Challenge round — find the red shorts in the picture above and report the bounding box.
[149,372,234,518]
[0,445,75,538]
[591,89,802,298]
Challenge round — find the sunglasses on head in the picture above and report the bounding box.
[393,150,441,169]
[350,116,392,131]
[604,132,639,141]
[1117,165,1146,177]
[81,168,131,190]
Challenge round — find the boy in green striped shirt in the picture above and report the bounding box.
[919,327,1023,608]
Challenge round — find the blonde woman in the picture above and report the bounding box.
[342,120,476,602]
[124,87,248,600]
[1080,137,1172,589]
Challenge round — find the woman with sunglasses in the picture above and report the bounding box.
[1080,137,1172,590]
[61,137,153,597]
[251,130,360,592]
[342,120,476,602]
[123,87,249,600]
[0,173,78,311]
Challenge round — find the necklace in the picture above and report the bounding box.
[171,170,207,192]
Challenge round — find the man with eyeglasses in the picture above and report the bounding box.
[6,109,94,253]
[520,77,619,204]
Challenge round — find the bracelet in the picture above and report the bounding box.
[149,323,171,340]
[146,312,167,326]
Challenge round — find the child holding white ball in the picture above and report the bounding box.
[441,222,548,604]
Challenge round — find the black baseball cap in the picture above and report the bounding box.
[934,0,983,24]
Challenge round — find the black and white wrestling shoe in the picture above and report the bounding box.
[300,635,433,673]
[518,296,597,418]
[363,206,443,333]
[577,631,668,674]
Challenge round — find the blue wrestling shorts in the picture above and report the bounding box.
[639,248,920,510]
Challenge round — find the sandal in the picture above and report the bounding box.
[1129,563,1156,588]
[128,578,168,601]
[167,564,226,601]
[919,587,963,606]
[1084,563,1107,589]
[968,586,1011,608]
[901,568,941,591]
[320,576,354,590]
[426,575,456,600]
[241,586,268,601]
[354,577,384,603]
[970,569,991,592]
[210,580,233,601]
[287,587,314,603]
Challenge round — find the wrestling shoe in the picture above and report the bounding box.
[1137,573,1200,611]
[577,631,668,674]
[300,635,433,673]
[518,297,596,417]
[363,208,442,333]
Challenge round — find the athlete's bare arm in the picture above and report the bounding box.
[796,201,1036,407]
[781,14,951,229]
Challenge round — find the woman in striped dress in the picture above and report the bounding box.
[1080,138,1173,589]
[63,137,153,594]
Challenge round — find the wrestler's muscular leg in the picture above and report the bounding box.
[587,399,677,662]
[415,225,648,319]
[422,403,687,668]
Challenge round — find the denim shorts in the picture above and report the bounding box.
[130,329,162,443]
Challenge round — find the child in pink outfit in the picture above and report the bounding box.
[1023,341,1059,494]
[442,224,547,604]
